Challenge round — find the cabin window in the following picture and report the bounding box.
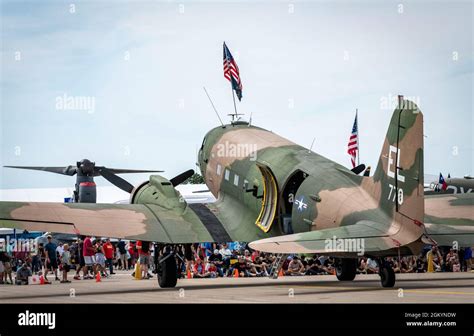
[224,169,230,181]
[234,174,240,186]
[216,164,222,176]
[243,179,249,190]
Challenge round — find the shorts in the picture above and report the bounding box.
[79,256,85,267]
[84,255,95,266]
[139,255,150,265]
[0,261,4,273]
[47,259,58,270]
[62,264,71,272]
[95,253,105,267]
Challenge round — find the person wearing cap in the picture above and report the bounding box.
[44,235,60,282]
[208,249,224,277]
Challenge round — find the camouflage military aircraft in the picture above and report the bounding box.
[1,96,473,288]
[425,175,474,195]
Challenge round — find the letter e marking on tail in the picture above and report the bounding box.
[387,145,405,183]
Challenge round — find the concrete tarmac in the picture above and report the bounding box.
[0,271,473,303]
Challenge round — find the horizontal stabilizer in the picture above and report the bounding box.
[249,221,402,255]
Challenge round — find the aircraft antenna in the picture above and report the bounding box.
[308,137,316,153]
[203,86,224,126]
[248,112,253,126]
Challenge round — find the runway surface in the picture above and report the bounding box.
[0,271,473,303]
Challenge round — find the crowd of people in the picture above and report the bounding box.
[0,237,472,285]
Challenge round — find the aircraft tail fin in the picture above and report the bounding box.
[367,95,425,245]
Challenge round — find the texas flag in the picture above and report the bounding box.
[439,173,448,191]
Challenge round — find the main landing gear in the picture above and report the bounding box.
[335,257,396,288]
[378,258,396,288]
[335,258,357,281]
[156,245,178,288]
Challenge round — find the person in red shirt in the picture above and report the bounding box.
[192,258,211,278]
[103,239,115,275]
[136,240,151,279]
[82,236,96,279]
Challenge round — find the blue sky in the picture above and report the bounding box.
[1,0,472,189]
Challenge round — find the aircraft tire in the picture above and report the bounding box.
[157,254,178,288]
[379,264,395,288]
[335,258,357,281]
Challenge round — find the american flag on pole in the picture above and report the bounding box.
[347,112,359,168]
[223,42,242,101]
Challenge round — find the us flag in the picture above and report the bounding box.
[347,112,359,168]
[223,42,242,101]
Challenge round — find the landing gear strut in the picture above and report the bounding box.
[335,258,357,281]
[378,258,395,288]
[156,246,178,288]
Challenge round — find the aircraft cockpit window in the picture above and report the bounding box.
[224,169,230,181]
[216,164,222,176]
[234,174,240,186]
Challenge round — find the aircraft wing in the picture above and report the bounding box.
[0,201,226,243]
[248,220,402,255]
[424,223,474,247]
[424,193,474,247]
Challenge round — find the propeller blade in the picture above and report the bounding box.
[100,168,164,175]
[192,189,211,193]
[350,164,366,175]
[170,169,195,187]
[4,165,77,176]
[98,167,135,193]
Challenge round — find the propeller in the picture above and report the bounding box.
[350,164,366,175]
[5,162,196,196]
[170,169,195,187]
[4,159,164,194]
[5,159,163,177]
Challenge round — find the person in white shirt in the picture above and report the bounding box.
[219,243,232,258]
[56,243,64,257]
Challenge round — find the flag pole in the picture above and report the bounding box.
[356,108,360,166]
[231,83,238,122]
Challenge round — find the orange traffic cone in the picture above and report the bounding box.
[187,269,192,279]
[95,272,101,282]
[233,269,239,278]
[278,268,284,277]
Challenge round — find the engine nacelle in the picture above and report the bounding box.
[130,175,186,211]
